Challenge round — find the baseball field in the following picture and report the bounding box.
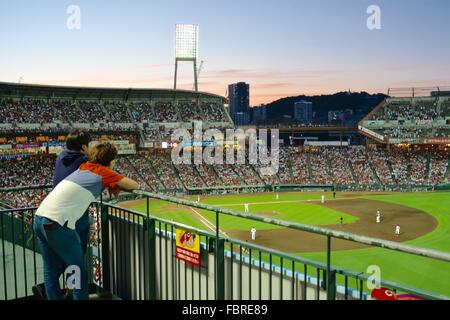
[119,191,450,296]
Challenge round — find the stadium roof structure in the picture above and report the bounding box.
[387,86,450,98]
[0,81,227,102]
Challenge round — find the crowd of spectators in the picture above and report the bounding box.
[0,98,231,129]
[174,163,206,189]
[146,152,183,190]
[0,156,55,208]
[366,149,395,185]
[115,157,150,191]
[253,161,280,185]
[129,102,154,122]
[288,147,310,184]
[212,163,245,186]
[368,98,449,141]
[428,151,449,185]
[408,151,429,186]
[144,127,161,141]
[178,102,203,122]
[307,147,334,185]
[104,101,133,122]
[178,102,229,123]
[326,147,356,185]
[233,164,264,186]
[350,146,378,185]
[0,99,69,124]
[442,99,450,117]
[77,101,109,123]
[203,103,229,122]
[0,146,448,210]
[277,147,294,184]
[390,149,412,185]
[373,100,442,121]
[377,127,432,140]
[153,103,179,122]
[195,164,224,187]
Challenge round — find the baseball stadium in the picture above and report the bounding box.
[0,81,449,300]
[1,1,450,302]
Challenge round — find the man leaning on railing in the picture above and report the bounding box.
[33,129,92,299]
[32,142,139,300]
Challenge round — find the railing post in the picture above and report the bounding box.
[326,235,336,300]
[145,196,157,300]
[215,210,225,300]
[100,198,111,293]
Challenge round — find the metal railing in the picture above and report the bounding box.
[0,204,100,300]
[1,185,450,300]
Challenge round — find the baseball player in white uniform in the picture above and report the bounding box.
[321,195,325,204]
[376,211,381,224]
[244,202,249,213]
[251,227,257,240]
[395,225,401,236]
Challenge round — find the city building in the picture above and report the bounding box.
[251,104,267,124]
[228,82,250,125]
[294,100,313,122]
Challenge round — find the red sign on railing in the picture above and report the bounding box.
[175,229,200,267]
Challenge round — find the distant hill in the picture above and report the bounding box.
[264,91,387,124]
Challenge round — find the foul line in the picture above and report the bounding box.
[211,198,342,207]
[190,207,229,238]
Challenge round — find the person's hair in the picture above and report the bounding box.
[66,130,91,152]
[89,142,118,166]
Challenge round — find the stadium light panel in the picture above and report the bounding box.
[175,24,198,60]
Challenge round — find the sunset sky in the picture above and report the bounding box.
[1,0,450,105]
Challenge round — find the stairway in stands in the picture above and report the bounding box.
[140,155,165,189]
[305,153,314,183]
[124,157,154,191]
[366,152,382,186]
[385,155,399,188]
[347,160,359,185]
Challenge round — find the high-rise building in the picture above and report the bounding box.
[233,112,250,126]
[228,82,250,125]
[251,104,267,124]
[294,100,313,122]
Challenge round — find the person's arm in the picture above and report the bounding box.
[116,177,139,191]
[101,166,140,197]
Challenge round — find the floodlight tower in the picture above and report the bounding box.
[174,24,199,92]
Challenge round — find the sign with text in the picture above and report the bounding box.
[424,138,450,145]
[175,229,200,267]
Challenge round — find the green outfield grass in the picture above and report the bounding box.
[131,191,450,296]
[298,192,450,296]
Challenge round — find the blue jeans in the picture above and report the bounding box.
[76,212,90,255]
[34,215,89,300]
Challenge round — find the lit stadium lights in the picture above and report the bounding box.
[175,24,198,60]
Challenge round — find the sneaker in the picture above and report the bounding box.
[64,288,73,300]
[32,283,47,300]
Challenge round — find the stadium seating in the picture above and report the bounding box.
[287,147,310,184]
[428,151,449,185]
[349,146,378,185]
[146,152,184,190]
[362,97,450,141]
[1,146,449,209]
[308,147,334,185]
[366,149,396,185]
[0,156,54,208]
[327,147,356,185]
